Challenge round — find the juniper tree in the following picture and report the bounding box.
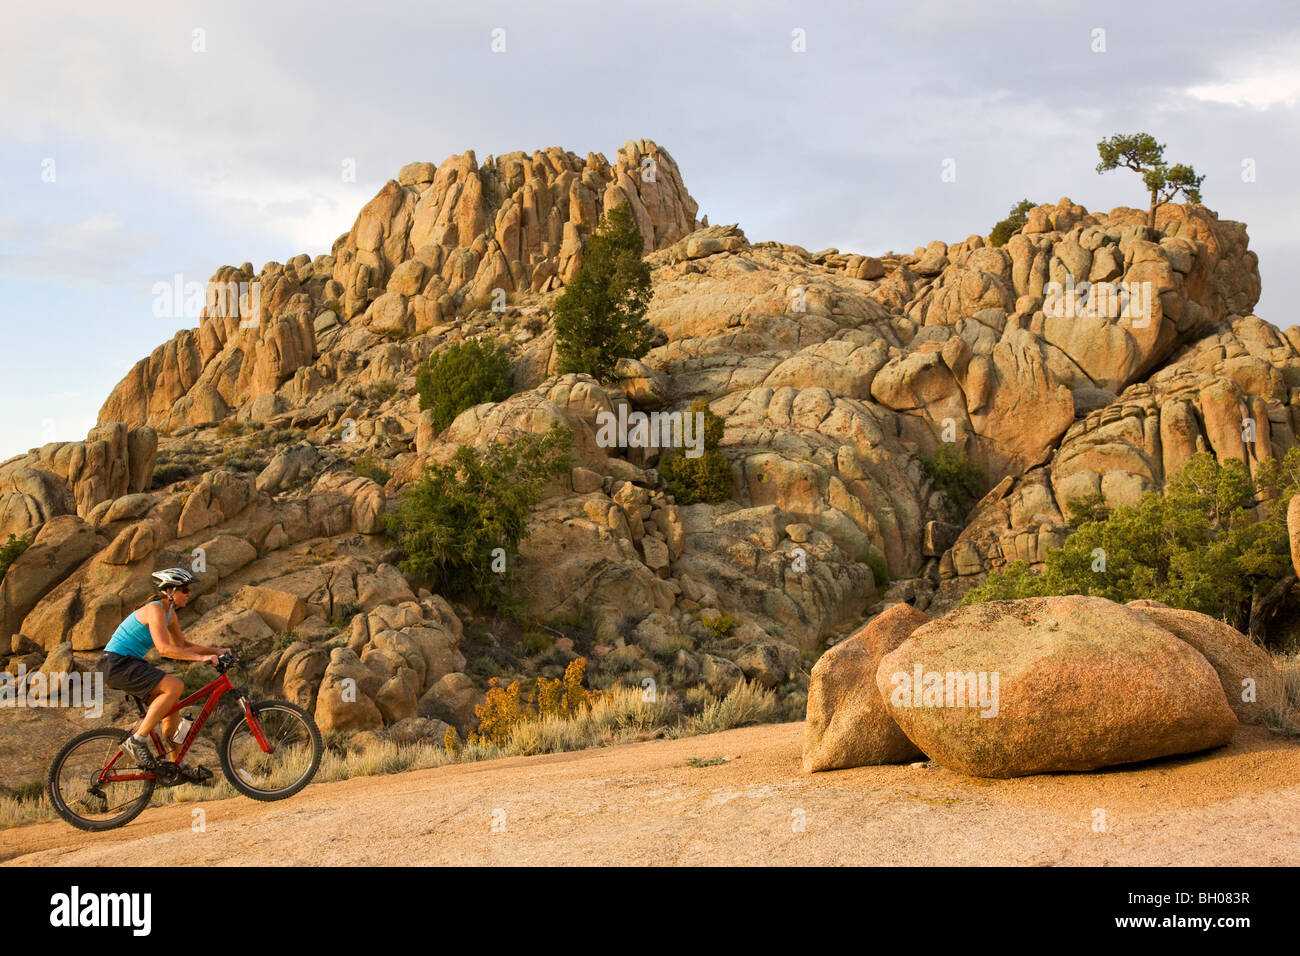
[552,202,655,382]
[989,199,1036,247]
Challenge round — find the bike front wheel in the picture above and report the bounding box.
[219,700,322,801]
[47,728,155,831]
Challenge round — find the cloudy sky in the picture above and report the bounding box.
[2,0,1297,461]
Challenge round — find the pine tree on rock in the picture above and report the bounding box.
[553,201,655,382]
[1095,132,1205,232]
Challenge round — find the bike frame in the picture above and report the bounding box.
[97,670,273,784]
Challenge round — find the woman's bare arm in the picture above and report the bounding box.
[166,611,227,657]
[146,603,219,663]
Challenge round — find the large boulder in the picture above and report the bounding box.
[803,603,929,772]
[231,585,308,633]
[256,442,320,495]
[733,639,802,689]
[417,671,482,731]
[375,669,421,723]
[1289,494,1300,580]
[357,564,416,610]
[0,463,75,538]
[1126,601,1287,725]
[876,596,1237,778]
[699,654,745,696]
[314,647,383,733]
[192,533,258,583]
[184,605,275,650]
[281,646,329,712]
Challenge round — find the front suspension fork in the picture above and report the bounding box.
[238,696,274,753]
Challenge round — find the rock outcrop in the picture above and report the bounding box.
[4,140,1298,773]
[0,424,157,538]
[97,140,701,434]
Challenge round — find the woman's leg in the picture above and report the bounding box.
[135,675,183,749]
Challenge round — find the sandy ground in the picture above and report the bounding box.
[4,721,1300,866]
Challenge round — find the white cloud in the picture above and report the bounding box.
[1187,69,1300,109]
[0,5,374,261]
[198,171,372,258]
[0,215,159,285]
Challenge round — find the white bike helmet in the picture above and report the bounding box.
[151,567,198,590]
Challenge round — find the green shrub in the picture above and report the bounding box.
[384,421,572,603]
[661,399,733,505]
[921,444,985,516]
[0,533,31,585]
[329,602,363,631]
[520,629,553,656]
[552,202,655,382]
[466,654,504,681]
[266,632,298,654]
[962,450,1300,646]
[685,756,727,767]
[244,427,305,451]
[215,418,243,439]
[352,454,391,486]
[455,292,497,318]
[150,463,195,489]
[214,454,261,473]
[181,662,220,697]
[989,199,1036,247]
[353,380,398,404]
[861,550,890,590]
[415,338,513,432]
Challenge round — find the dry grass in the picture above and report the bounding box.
[504,684,680,756]
[1276,650,1300,711]
[669,680,781,737]
[0,790,58,829]
[1270,650,1300,733]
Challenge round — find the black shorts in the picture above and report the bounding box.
[98,652,167,698]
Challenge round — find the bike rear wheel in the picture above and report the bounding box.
[219,700,322,801]
[47,728,155,831]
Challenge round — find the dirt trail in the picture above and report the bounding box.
[4,722,1300,866]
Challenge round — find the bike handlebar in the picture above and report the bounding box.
[215,651,240,673]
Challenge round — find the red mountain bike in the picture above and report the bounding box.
[48,652,322,831]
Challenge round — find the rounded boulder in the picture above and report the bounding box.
[875,596,1237,778]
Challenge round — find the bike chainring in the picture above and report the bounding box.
[152,762,184,787]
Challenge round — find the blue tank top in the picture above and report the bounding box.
[104,602,175,658]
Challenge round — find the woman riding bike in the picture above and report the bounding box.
[97,568,231,783]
